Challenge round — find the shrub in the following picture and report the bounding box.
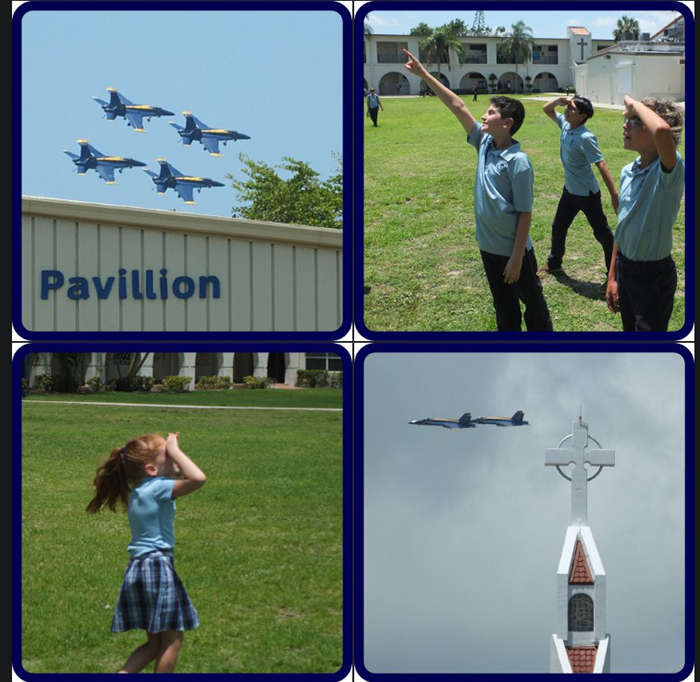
[132,375,154,392]
[328,371,343,389]
[36,374,58,393]
[86,375,104,393]
[296,370,329,388]
[196,375,219,390]
[242,375,270,389]
[161,375,192,393]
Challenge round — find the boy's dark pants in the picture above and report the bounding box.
[368,107,379,126]
[548,187,614,271]
[616,252,677,331]
[480,249,553,331]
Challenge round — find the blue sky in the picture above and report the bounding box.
[19,7,344,218]
[364,8,684,40]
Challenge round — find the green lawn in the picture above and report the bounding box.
[363,94,686,332]
[21,396,344,674]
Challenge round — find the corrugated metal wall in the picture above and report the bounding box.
[21,197,343,333]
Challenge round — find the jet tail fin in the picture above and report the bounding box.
[458,412,472,428]
[511,411,525,424]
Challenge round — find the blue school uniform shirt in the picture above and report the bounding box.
[554,112,603,196]
[615,151,684,261]
[467,122,534,257]
[127,477,176,558]
[367,93,380,108]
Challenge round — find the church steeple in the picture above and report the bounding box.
[545,416,615,673]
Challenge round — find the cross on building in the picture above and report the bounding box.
[577,37,588,61]
[545,416,615,673]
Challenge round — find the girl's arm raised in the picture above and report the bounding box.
[166,432,207,498]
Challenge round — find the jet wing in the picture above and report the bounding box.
[125,111,146,131]
[175,184,196,204]
[95,163,116,184]
[201,136,221,156]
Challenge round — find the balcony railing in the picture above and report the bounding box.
[533,56,559,64]
[377,54,407,63]
[458,55,488,64]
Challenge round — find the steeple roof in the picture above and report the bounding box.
[569,540,594,584]
[566,645,598,673]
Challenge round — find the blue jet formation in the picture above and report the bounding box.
[63,140,146,184]
[169,112,251,156]
[93,88,174,131]
[409,411,529,429]
[144,159,225,205]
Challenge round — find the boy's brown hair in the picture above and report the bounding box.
[642,97,684,146]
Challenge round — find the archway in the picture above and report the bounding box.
[498,72,524,94]
[233,353,255,383]
[267,353,287,384]
[533,71,559,93]
[459,72,487,92]
[378,72,410,95]
[195,352,222,381]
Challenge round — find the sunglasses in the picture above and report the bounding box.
[623,117,645,129]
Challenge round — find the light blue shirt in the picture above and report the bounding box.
[367,93,380,108]
[467,122,534,257]
[555,113,603,196]
[127,477,176,558]
[615,151,684,261]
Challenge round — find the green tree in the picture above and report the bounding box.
[228,154,342,229]
[409,22,433,36]
[613,15,641,42]
[498,21,535,93]
[444,19,468,37]
[420,25,465,78]
[470,11,490,36]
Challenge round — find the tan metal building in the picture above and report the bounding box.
[20,196,343,334]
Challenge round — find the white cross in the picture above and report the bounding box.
[545,420,615,525]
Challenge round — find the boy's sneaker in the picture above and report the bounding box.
[538,263,563,274]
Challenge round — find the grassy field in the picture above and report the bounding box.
[21,394,344,674]
[363,94,686,332]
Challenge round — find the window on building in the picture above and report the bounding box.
[568,593,594,631]
[305,352,343,371]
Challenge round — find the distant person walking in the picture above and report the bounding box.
[367,88,383,127]
[472,86,478,102]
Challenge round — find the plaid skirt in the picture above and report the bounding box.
[111,549,199,633]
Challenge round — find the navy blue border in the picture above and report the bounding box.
[12,2,352,341]
[353,343,695,680]
[354,2,695,340]
[12,343,352,680]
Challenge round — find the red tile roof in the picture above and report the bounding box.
[569,540,594,584]
[569,27,591,36]
[566,646,598,673]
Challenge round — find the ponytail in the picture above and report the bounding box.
[86,434,164,513]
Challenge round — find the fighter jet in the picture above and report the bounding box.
[473,411,529,427]
[92,88,174,131]
[168,112,251,156]
[409,413,476,429]
[144,159,224,204]
[409,411,529,429]
[63,140,146,184]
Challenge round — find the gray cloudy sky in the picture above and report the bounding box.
[362,350,688,675]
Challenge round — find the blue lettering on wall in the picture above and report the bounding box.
[39,269,221,302]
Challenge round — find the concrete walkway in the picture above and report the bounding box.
[25,400,342,412]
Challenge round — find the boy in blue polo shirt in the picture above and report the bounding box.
[403,49,552,331]
[606,95,685,331]
[541,96,617,275]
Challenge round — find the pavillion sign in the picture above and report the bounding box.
[40,268,221,302]
[21,196,343,334]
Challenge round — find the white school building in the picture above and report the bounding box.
[364,19,685,105]
[24,350,343,389]
[20,196,343,334]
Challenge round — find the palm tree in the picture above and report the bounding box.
[613,15,640,42]
[419,25,465,80]
[498,21,535,93]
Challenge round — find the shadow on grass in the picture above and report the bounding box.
[548,270,606,301]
